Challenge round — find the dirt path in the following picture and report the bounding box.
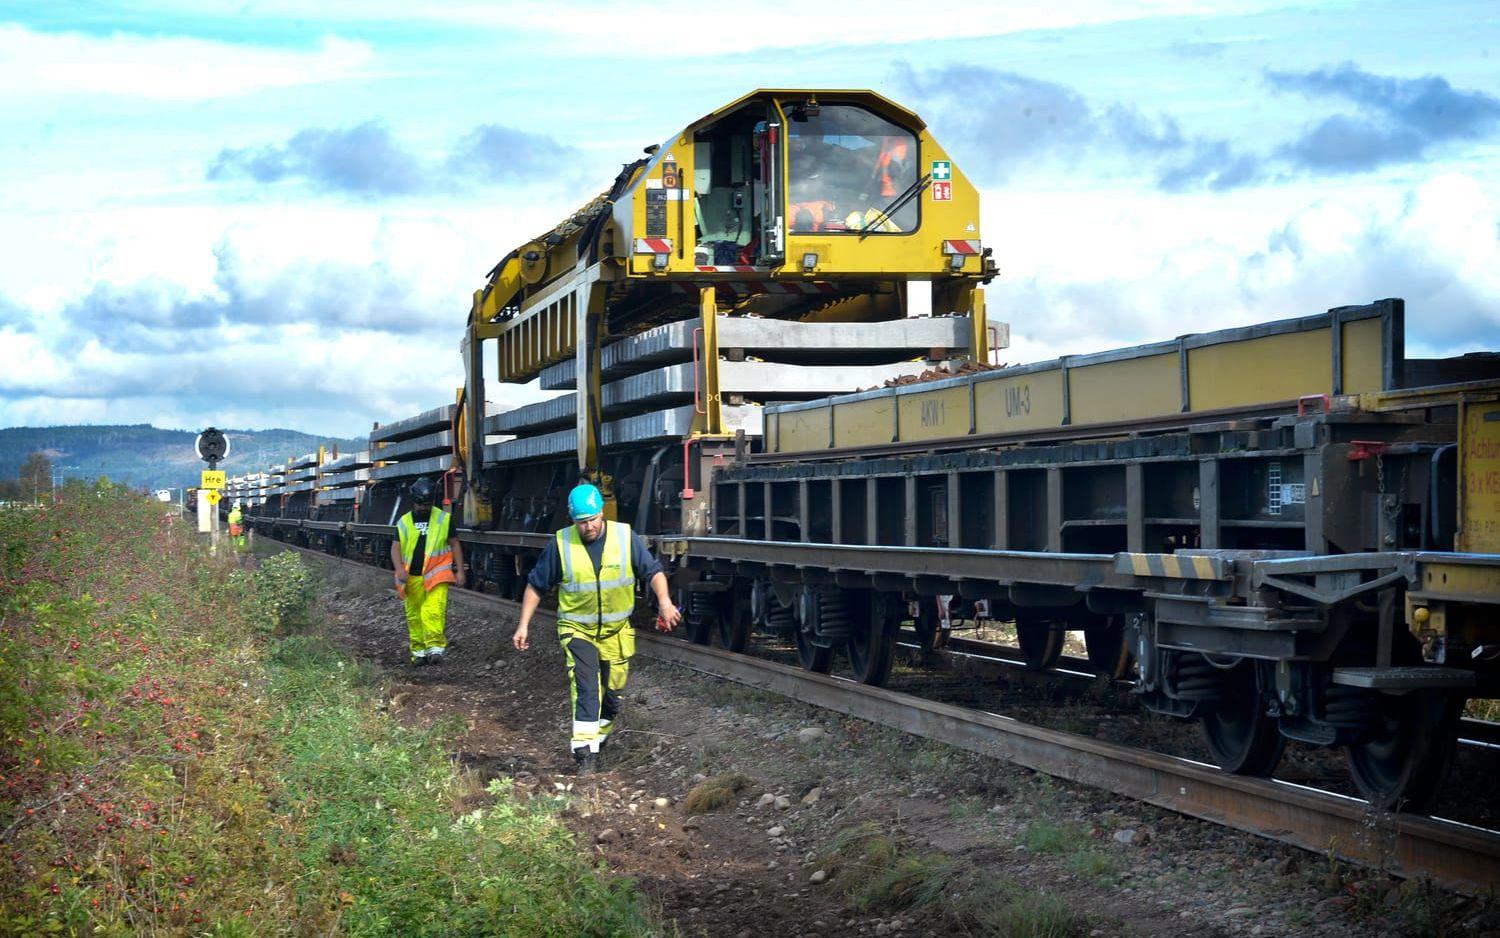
[299,550,1495,938]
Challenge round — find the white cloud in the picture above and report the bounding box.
[0,206,566,436]
[114,0,1289,52]
[986,173,1500,365]
[0,25,372,101]
[489,0,1281,52]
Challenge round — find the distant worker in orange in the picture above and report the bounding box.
[227,501,247,548]
[390,477,464,666]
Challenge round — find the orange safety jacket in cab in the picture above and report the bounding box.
[875,139,910,198]
[396,507,456,598]
[790,200,842,232]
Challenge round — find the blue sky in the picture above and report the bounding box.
[1,0,1497,436]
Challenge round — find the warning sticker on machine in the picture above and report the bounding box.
[646,188,667,237]
[931,160,951,181]
[932,181,953,201]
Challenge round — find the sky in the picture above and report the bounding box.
[1,0,1497,437]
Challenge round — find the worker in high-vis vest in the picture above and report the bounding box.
[390,477,465,666]
[512,483,681,774]
[227,502,246,548]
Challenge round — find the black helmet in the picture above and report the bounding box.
[409,477,435,504]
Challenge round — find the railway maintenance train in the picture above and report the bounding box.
[230,88,1500,814]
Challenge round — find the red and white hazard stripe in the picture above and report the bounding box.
[695,265,764,273]
[942,240,982,255]
[634,238,673,254]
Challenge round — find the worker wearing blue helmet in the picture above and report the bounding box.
[513,482,681,774]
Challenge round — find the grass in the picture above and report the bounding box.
[1066,849,1117,879]
[696,679,782,711]
[681,772,753,814]
[1019,820,1083,854]
[1467,698,1500,721]
[0,488,656,936]
[821,822,1093,936]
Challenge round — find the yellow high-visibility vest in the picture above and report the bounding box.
[397,507,456,593]
[556,520,636,634]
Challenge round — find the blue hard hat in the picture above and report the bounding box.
[568,483,604,520]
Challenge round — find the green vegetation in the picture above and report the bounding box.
[1019,820,1080,854]
[821,822,1092,936]
[0,451,53,503]
[0,489,654,936]
[251,550,316,633]
[681,772,754,814]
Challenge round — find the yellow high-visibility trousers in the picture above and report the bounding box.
[559,623,635,753]
[402,578,449,661]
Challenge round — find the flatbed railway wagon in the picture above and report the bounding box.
[245,87,1500,812]
[675,297,1500,811]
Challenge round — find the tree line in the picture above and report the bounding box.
[0,451,54,502]
[1,452,125,503]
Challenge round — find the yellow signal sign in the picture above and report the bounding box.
[201,470,227,489]
[203,489,222,505]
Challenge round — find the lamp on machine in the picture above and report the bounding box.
[801,252,818,272]
[791,97,821,122]
[654,253,670,270]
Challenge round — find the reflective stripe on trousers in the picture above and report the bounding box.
[560,625,632,753]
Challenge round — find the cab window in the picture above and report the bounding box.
[787,105,917,234]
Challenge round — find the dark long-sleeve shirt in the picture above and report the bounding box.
[527,525,663,593]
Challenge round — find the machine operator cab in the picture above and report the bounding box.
[617,89,982,280]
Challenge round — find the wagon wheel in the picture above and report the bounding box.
[1346,690,1462,813]
[847,593,897,687]
[794,626,833,673]
[1083,616,1132,679]
[1199,660,1285,777]
[1016,617,1063,671]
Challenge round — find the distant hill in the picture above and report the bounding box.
[0,424,366,491]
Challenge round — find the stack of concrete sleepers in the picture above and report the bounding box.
[225,474,255,506]
[283,452,319,496]
[316,451,372,506]
[248,472,269,507]
[487,315,971,464]
[370,404,456,484]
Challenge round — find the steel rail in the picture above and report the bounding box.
[919,631,1500,750]
[266,538,1500,896]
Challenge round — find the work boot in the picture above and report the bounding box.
[412,655,427,667]
[428,650,443,666]
[573,748,599,777]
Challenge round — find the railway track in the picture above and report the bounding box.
[268,537,1500,896]
[907,631,1500,751]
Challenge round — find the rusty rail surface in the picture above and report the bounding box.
[271,539,1500,896]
